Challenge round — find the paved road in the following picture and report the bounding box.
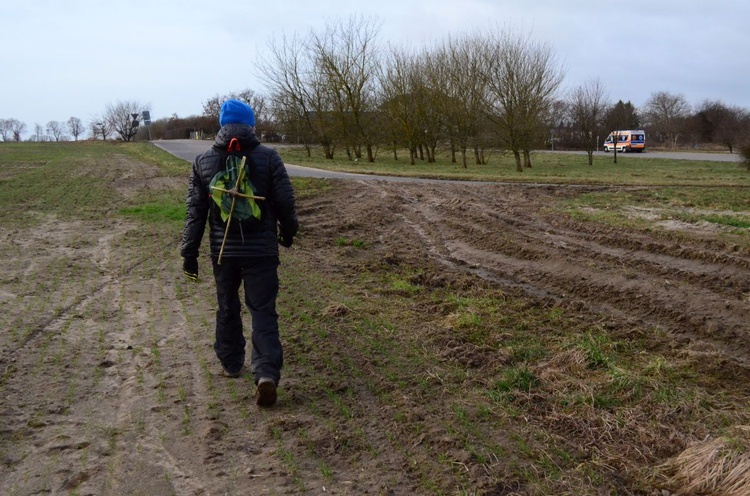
[153,140,440,182]
[153,140,742,181]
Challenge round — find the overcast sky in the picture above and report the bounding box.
[2,0,748,137]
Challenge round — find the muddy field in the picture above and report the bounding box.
[1,150,750,495]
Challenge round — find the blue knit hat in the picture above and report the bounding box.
[219,99,255,127]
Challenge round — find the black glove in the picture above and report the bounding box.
[183,257,199,282]
[278,230,293,248]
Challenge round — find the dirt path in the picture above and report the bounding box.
[1,153,749,495]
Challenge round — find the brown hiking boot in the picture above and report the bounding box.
[221,365,243,378]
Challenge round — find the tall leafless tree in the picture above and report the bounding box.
[46,121,66,141]
[34,123,46,142]
[380,47,426,164]
[309,16,382,162]
[8,119,26,142]
[260,32,339,158]
[643,91,691,149]
[436,34,491,168]
[419,49,451,164]
[569,78,609,165]
[67,116,84,141]
[89,116,113,141]
[105,100,150,142]
[484,29,565,171]
[0,119,11,141]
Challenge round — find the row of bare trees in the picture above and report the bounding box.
[258,18,566,171]
[257,17,749,170]
[1,100,150,143]
[0,117,86,142]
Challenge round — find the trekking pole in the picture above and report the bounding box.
[217,156,247,265]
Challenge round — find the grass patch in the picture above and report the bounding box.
[564,186,750,245]
[335,237,367,248]
[119,203,185,224]
[282,145,749,186]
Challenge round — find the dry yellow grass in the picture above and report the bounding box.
[660,427,750,495]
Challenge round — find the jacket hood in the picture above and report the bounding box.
[213,123,260,151]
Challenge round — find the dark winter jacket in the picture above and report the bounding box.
[180,124,298,259]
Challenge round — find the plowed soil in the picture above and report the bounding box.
[1,151,749,495]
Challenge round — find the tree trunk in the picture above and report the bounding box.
[418,144,424,161]
[366,144,374,163]
[461,148,468,169]
[587,150,594,165]
[513,150,523,172]
[410,147,416,166]
[523,150,532,168]
[474,147,481,165]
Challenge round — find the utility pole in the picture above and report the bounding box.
[613,129,618,164]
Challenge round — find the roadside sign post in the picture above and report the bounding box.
[142,110,152,141]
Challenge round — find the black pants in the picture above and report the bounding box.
[211,256,282,384]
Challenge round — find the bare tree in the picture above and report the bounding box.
[568,78,609,165]
[380,46,429,165]
[33,123,46,142]
[643,91,691,149]
[484,29,565,171]
[308,16,382,162]
[8,119,26,142]
[67,116,85,141]
[89,116,113,141]
[105,100,150,142]
[435,34,491,168]
[47,121,66,141]
[542,99,568,150]
[0,119,10,141]
[418,48,451,164]
[259,32,339,159]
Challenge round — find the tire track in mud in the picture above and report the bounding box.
[364,181,750,364]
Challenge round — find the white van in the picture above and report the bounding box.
[603,130,646,153]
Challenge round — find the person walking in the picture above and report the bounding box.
[181,99,298,407]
